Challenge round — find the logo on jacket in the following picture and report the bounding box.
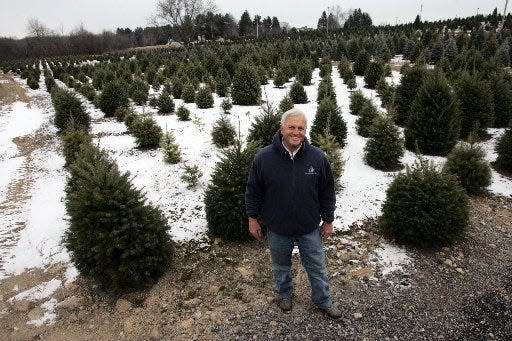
[305,165,318,175]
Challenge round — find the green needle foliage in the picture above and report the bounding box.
[204,141,260,242]
[379,161,469,248]
[64,144,173,291]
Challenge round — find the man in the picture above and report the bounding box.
[245,108,341,319]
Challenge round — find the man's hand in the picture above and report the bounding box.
[320,222,334,240]
[248,217,262,240]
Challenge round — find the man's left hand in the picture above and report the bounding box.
[320,222,333,240]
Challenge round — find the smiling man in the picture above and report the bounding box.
[245,108,341,319]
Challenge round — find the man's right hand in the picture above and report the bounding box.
[248,217,262,240]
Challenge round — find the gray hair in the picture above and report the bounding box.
[280,108,307,127]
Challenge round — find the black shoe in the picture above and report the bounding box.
[277,297,292,311]
[320,304,342,319]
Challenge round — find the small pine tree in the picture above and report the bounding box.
[349,90,371,116]
[51,87,90,132]
[195,85,214,109]
[182,82,196,103]
[124,110,138,133]
[171,77,183,99]
[129,78,150,105]
[311,97,347,147]
[247,103,280,147]
[364,61,384,89]
[346,78,357,90]
[221,98,233,114]
[61,119,92,167]
[495,125,512,173]
[376,77,394,109]
[296,63,313,85]
[356,102,379,137]
[279,95,294,113]
[443,142,491,195]
[181,164,203,188]
[316,76,336,104]
[455,72,494,138]
[99,81,129,117]
[132,115,163,149]
[176,105,191,121]
[316,127,345,192]
[353,50,371,76]
[273,68,287,88]
[211,115,236,148]
[490,73,512,128]
[395,65,427,126]
[364,115,404,171]
[114,106,132,123]
[289,81,308,104]
[204,141,260,241]
[232,63,261,105]
[405,71,461,156]
[78,83,97,102]
[64,144,173,290]
[215,68,231,97]
[379,160,469,248]
[160,131,181,164]
[27,74,39,89]
[157,90,175,114]
[45,76,56,93]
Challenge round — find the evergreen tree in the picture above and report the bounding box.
[215,68,231,97]
[204,141,260,241]
[495,125,512,173]
[51,87,90,133]
[129,78,150,105]
[353,50,371,76]
[364,115,404,171]
[489,73,512,128]
[364,61,384,89]
[316,128,345,192]
[61,119,92,167]
[195,85,214,109]
[443,141,491,195]
[160,131,181,164]
[376,77,394,109]
[99,81,129,117]
[211,115,236,148]
[157,90,175,114]
[132,115,163,149]
[176,105,191,121]
[455,72,494,138]
[278,95,294,113]
[356,101,379,137]
[182,82,196,103]
[232,63,261,105]
[45,75,56,93]
[247,103,281,147]
[349,90,371,116]
[181,164,202,188]
[273,68,287,88]
[171,77,183,99]
[296,63,313,85]
[64,144,173,290]
[289,81,308,104]
[379,161,469,248]
[114,106,132,123]
[405,71,461,156]
[316,76,336,103]
[395,65,427,126]
[221,98,233,114]
[311,97,347,147]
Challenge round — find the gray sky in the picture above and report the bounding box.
[0,0,504,39]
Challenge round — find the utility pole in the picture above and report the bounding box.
[501,0,509,31]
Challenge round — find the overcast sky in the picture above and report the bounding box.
[0,0,504,39]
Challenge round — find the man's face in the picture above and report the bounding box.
[280,115,306,151]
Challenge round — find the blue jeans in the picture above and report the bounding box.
[268,228,333,309]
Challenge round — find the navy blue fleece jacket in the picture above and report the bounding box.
[245,131,336,236]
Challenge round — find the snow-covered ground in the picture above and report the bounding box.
[1,62,511,324]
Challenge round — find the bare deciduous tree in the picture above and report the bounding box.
[26,17,53,38]
[151,0,216,43]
